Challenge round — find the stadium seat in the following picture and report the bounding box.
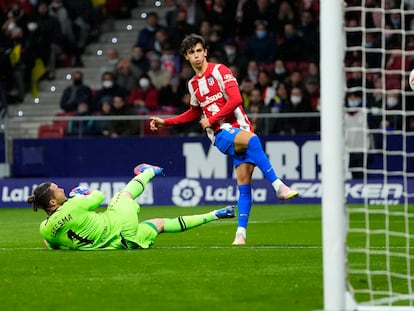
[38,124,65,138]
[54,112,76,130]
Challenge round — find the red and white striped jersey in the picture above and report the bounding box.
[187,63,253,140]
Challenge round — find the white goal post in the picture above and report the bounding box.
[322,0,414,310]
[321,0,346,310]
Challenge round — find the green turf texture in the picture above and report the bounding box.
[0,204,323,311]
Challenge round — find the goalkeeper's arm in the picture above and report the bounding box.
[69,187,105,211]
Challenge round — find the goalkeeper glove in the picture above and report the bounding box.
[69,186,90,197]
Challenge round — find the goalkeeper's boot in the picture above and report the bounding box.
[134,163,164,176]
[214,205,235,219]
[232,233,246,245]
[277,184,298,200]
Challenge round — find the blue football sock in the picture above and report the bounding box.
[238,184,252,228]
[245,135,278,183]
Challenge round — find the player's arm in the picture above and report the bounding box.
[208,84,243,124]
[83,190,105,210]
[43,239,63,249]
[150,105,202,130]
[69,188,105,211]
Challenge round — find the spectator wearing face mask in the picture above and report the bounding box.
[128,76,159,114]
[222,39,248,80]
[242,20,277,66]
[60,70,92,113]
[344,91,373,179]
[279,86,313,134]
[246,60,259,84]
[92,71,127,112]
[271,59,288,84]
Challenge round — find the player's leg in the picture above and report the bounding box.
[133,206,235,248]
[232,163,254,245]
[234,131,298,200]
[105,164,164,249]
[146,205,235,234]
[122,163,164,199]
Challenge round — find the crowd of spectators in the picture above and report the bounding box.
[0,0,136,109]
[344,0,414,135]
[56,0,322,137]
[6,0,414,138]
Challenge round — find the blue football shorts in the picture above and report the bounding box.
[214,127,256,167]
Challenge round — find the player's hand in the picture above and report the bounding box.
[69,186,90,197]
[149,117,165,131]
[199,118,212,129]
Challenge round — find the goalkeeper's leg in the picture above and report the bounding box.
[135,206,235,248]
[122,163,164,199]
[162,205,235,232]
[144,205,235,234]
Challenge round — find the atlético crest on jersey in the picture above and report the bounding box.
[207,76,215,86]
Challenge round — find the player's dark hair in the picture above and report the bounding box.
[180,33,207,56]
[27,182,53,212]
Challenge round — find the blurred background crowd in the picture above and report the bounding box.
[0,0,413,138]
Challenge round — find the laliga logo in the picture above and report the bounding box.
[172,179,203,206]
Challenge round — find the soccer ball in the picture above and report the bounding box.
[409,69,414,91]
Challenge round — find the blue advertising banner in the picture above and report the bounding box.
[0,177,411,208]
[11,134,414,179]
[11,135,322,178]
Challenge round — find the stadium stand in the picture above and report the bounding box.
[3,0,159,139]
[2,0,325,139]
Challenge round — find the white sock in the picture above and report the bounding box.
[236,227,246,238]
[272,179,284,192]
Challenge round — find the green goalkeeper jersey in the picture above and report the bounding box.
[40,190,124,250]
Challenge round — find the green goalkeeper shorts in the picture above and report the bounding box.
[119,222,158,250]
[107,192,158,249]
[135,221,159,249]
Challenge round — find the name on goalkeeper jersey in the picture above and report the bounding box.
[51,214,73,237]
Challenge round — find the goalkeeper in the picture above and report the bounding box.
[27,164,235,250]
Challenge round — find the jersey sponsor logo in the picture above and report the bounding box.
[223,73,235,82]
[201,92,223,106]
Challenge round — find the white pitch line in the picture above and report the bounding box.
[2,245,413,251]
[154,245,321,249]
[0,245,321,251]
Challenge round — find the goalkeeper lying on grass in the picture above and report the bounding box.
[27,164,235,250]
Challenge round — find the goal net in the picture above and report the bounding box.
[343,0,414,309]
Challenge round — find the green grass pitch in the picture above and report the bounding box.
[0,204,323,311]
